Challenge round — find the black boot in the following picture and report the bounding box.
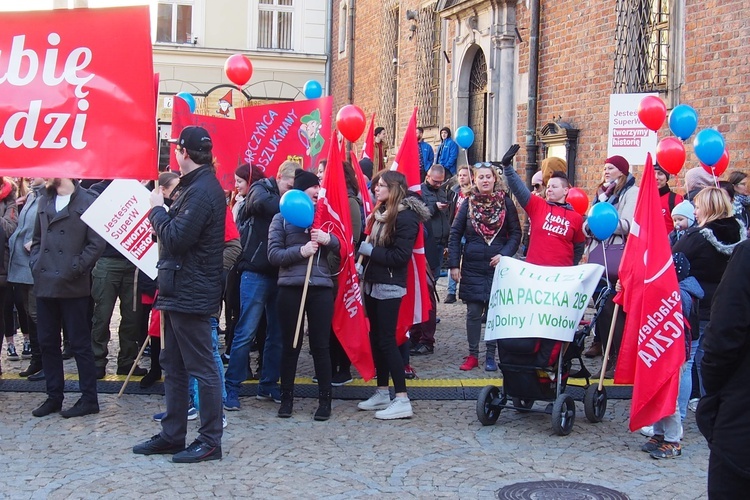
[61,340,73,360]
[20,361,44,378]
[140,339,161,388]
[278,390,293,418]
[314,390,332,421]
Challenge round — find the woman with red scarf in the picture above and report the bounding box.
[448,164,521,371]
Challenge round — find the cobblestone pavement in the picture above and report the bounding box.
[0,393,707,499]
[0,280,708,498]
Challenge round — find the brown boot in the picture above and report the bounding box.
[584,341,602,358]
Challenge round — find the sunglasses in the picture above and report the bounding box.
[473,162,494,168]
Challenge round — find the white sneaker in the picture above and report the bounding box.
[222,414,228,429]
[679,424,684,440]
[640,426,655,437]
[688,398,699,412]
[187,406,198,420]
[357,390,391,411]
[375,397,413,420]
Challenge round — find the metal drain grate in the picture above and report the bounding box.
[497,481,629,500]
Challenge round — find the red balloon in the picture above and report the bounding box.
[336,105,366,142]
[701,148,730,177]
[656,137,686,175]
[224,54,253,86]
[638,96,667,132]
[566,187,589,216]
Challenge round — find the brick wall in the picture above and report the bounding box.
[333,0,749,196]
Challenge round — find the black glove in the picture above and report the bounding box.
[501,144,521,167]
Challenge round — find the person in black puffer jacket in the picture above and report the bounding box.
[672,187,746,400]
[135,126,225,462]
[698,239,750,496]
[448,163,521,372]
[267,170,339,421]
[357,171,430,420]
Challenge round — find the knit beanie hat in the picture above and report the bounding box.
[235,164,251,182]
[671,200,695,225]
[672,252,691,282]
[293,169,320,191]
[541,157,567,184]
[684,166,714,193]
[605,155,630,176]
[654,163,671,181]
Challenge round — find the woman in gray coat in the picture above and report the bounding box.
[268,170,339,421]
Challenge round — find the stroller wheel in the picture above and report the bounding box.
[476,385,502,426]
[512,397,535,413]
[551,394,576,436]
[584,384,608,423]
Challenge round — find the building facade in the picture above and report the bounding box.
[331,0,750,194]
[152,0,330,167]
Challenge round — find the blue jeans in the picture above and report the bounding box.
[677,339,699,420]
[224,271,281,394]
[189,316,226,408]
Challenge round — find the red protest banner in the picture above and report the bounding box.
[170,96,334,190]
[0,7,157,179]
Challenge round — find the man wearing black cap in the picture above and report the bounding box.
[133,126,226,463]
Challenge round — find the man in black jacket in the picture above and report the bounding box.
[223,160,296,410]
[421,164,450,280]
[133,126,225,463]
[699,239,750,496]
[30,178,106,418]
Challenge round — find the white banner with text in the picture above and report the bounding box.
[484,258,604,342]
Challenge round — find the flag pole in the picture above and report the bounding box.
[118,335,151,397]
[598,303,620,391]
[293,254,315,349]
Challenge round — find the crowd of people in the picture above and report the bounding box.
[1,122,748,492]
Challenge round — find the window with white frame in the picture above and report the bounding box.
[156,1,194,44]
[258,0,294,50]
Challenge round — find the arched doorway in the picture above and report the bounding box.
[467,49,487,165]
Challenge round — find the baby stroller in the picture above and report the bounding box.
[476,284,613,435]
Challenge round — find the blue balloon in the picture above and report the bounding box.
[280,190,314,228]
[175,91,196,113]
[454,126,474,149]
[587,203,619,241]
[303,80,323,99]
[668,104,698,140]
[693,128,725,167]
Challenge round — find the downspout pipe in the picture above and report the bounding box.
[525,0,540,187]
[325,0,333,97]
[346,0,356,155]
[348,0,356,104]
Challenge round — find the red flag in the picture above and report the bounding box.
[360,113,375,160]
[613,153,685,431]
[313,136,375,380]
[391,107,433,345]
[350,151,373,219]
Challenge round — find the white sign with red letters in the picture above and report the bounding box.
[82,180,157,280]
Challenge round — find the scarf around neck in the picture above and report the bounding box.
[468,188,506,245]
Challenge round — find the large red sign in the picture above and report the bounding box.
[0,7,157,179]
[171,96,333,189]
